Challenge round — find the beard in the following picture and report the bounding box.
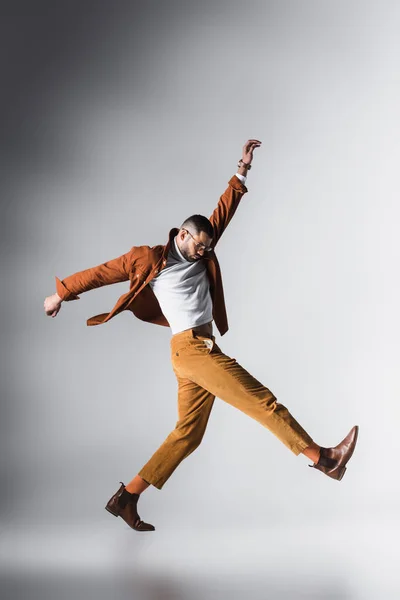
[183,251,199,263]
[180,244,200,263]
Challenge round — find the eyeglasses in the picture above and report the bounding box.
[184,229,213,252]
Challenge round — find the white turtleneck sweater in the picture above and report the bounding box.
[149,236,213,334]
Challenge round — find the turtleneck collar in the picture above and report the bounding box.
[173,235,190,263]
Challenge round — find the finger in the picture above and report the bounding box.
[244,145,260,158]
[246,144,261,155]
[244,141,261,154]
[244,139,262,147]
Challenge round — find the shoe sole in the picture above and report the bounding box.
[105,505,118,517]
[105,505,155,531]
[337,466,346,481]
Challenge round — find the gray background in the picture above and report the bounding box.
[1,1,399,598]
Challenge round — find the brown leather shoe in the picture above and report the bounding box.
[310,425,359,481]
[105,482,155,531]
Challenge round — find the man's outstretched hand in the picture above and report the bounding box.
[242,139,262,166]
[44,293,62,317]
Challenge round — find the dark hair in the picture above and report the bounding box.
[180,214,214,238]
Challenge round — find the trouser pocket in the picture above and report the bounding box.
[172,335,215,358]
[193,334,215,354]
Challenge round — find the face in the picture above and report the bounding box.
[177,229,213,262]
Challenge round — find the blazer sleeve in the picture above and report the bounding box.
[209,175,248,247]
[55,247,136,301]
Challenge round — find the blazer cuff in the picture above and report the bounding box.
[229,175,248,193]
[55,277,80,301]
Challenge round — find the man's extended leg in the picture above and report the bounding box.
[105,374,215,529]
[137,376,215,489]
[167,329,358,480]
[171,333,315,456]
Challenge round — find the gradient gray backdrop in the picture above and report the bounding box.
[1,1,399,598]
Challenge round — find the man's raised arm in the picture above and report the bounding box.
[43,247,136,318]
[210,139,261,247]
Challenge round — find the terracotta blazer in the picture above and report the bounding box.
[55,175,248,336]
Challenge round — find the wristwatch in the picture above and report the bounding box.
[237,159,252,170]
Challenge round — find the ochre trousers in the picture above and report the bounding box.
[138,329,314,489]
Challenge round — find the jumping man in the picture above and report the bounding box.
[44,140,359,532]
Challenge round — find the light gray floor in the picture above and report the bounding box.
[1,515,399,600]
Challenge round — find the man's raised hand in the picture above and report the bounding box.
[242,139,262,165]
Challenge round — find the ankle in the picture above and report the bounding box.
[125,475,150,495]
[118,488,139,510]
[302,444,321,464]
[124,485,140,495]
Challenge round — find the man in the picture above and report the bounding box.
[44,140,358,532]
